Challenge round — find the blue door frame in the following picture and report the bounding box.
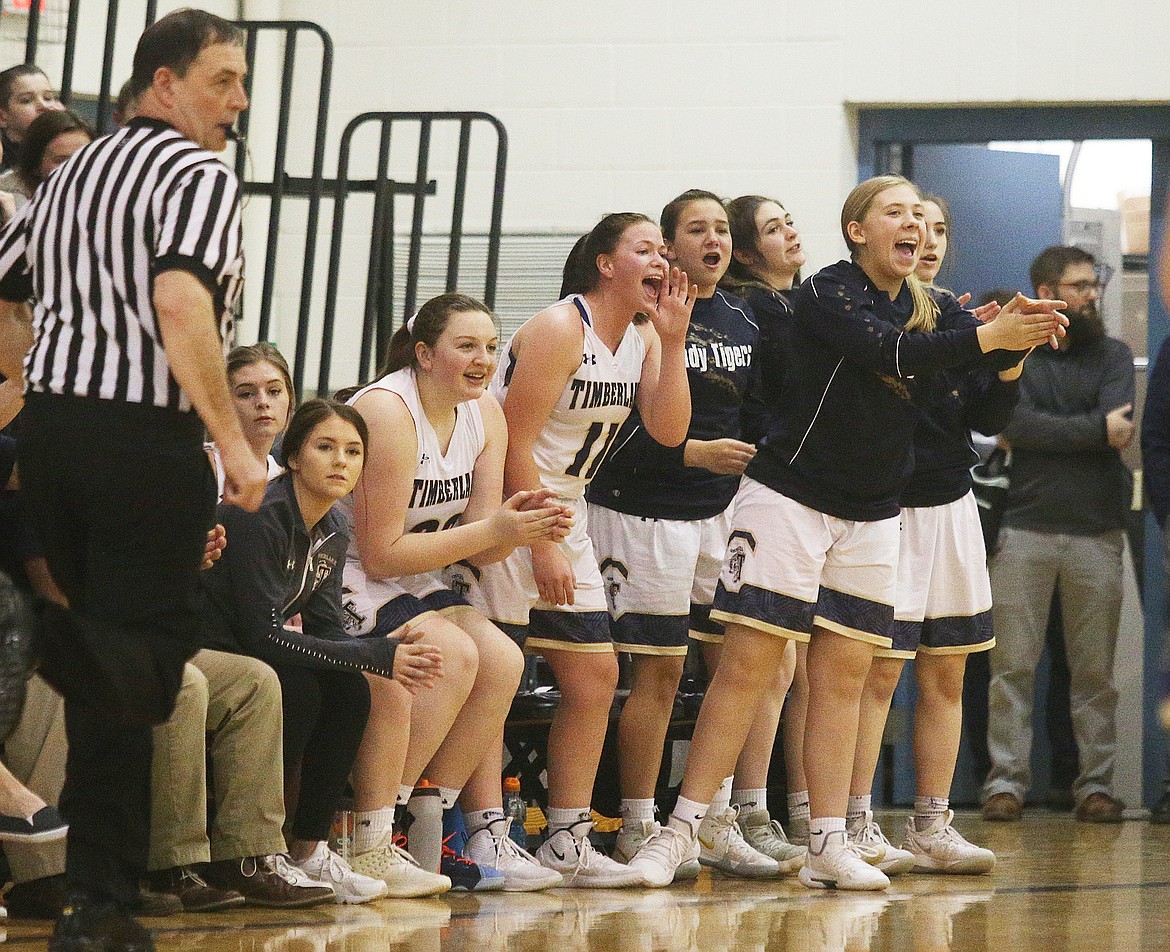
[858,105,1170,806]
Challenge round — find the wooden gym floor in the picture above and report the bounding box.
[3,811,1168,950]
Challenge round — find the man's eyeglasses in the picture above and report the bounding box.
[1057,280,1104,294]
[1057,264,1114,296]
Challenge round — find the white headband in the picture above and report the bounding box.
[406,312,418,334]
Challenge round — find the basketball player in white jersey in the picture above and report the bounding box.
[450,212,695,886]
[341,292,569,894]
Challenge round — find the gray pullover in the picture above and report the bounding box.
[1000,335,1133,536]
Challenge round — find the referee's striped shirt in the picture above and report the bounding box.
[0,116,244,413]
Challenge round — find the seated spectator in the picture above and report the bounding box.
[209,343,293,491]
[0,755,65,843]
[113,79,138,129]
[0,108,93,209]
[0,520,66,855]
[0,451,67,609]
[0,65,64,172]
[146,652,337,911]
[200,399,444,904]
[142,341,336,910]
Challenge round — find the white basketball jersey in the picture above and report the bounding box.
[492,295,645,500]
[344,367,485,538]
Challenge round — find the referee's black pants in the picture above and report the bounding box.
[18,393,214,905]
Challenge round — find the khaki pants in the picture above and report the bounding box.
[4,649,287,881]
[150,650,287,869]
[5,675,68,882]
[983,527,1123,805]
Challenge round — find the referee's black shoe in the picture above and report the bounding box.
[49,892,155,952]
[0,571,36,742]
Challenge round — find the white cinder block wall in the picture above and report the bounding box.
[258,0,1168,346]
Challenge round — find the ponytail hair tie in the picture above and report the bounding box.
[405,312,418,334]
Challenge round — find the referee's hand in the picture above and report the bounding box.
[219,441,269,512]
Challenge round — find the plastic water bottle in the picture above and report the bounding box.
[406,780,443,873]
[503,776,527,849]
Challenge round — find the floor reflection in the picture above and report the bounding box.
[10,814,1157,952]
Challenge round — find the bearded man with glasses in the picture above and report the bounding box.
[981,245,1134,825]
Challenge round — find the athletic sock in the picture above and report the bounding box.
[620,798,656,824]
[914,796,950,832]
[847,794,872,825]
[547,807,592,838]
[437,786,462,810]
[465,808,506,836]
[710,776,734,814]
[353,806,396,854]
[809,816,846,852]
[787,790,811,821]
[731,787,769,815]
[666,797,708,838]
[396,784,413,807]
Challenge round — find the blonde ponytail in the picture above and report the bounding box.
[904,274,940,333]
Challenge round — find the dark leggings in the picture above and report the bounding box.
[273,665,371,843]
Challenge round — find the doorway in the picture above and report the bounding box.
[857,104,1170,808]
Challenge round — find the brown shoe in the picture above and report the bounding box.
[134,885,183,918]
[145,866,245,912]
[981,792,1023,822]
[203,854,335,909]
[1074,792,1125,823]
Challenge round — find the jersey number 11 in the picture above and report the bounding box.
[565,421,621,479]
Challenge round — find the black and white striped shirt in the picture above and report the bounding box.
[0,116,244,412]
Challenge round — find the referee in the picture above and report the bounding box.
[0,10,265,950]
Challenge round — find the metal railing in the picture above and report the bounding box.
[232,20,333,370]
[9,8,507,398]
[315,111,507,395]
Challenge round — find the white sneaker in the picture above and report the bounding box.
[787,813,810,847]
[799,830,891,891]
[847,811,915,874]
[465,820,564,891]
[534,828,646,888]
[903,811,996,874]
[267,851,337,892]
[736,809,806,875]
[614,818,700,880]
[698,807,780,878]
[350,831,452,897]
[292,841,388,904]
[625,823,700,888]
